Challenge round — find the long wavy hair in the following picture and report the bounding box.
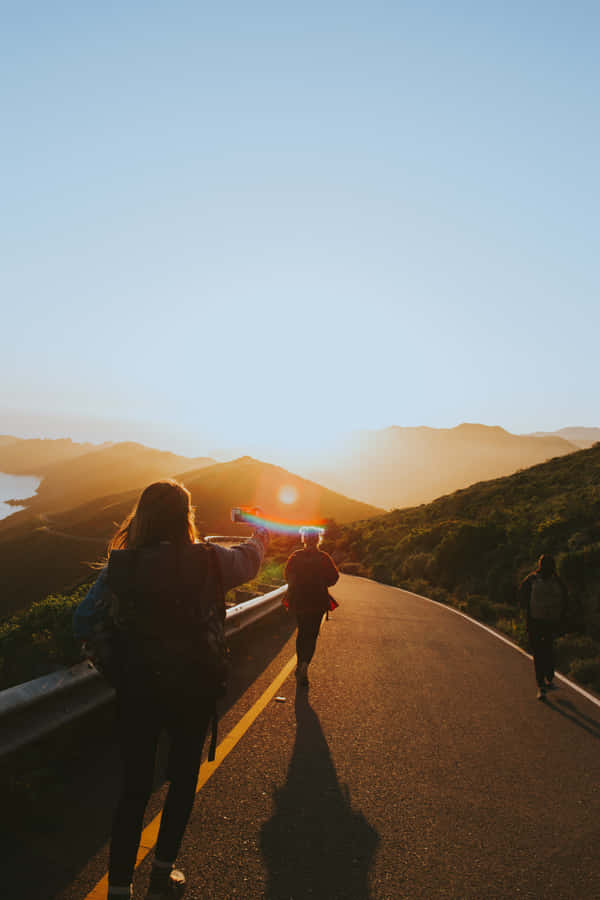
[536,553,556,578]
[108,480,198,553]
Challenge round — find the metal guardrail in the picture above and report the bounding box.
[0,583,288,762]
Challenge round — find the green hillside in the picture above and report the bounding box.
[328,444,600,691]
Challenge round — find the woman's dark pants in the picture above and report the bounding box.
[296,612,324,665]
[109,683,211,887]
[528,622,556,686]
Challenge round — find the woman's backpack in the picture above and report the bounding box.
[530,575,563,623]
[106,542,229,701]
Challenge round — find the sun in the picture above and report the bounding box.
[278,484,298,505]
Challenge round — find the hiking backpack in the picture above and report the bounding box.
[529,575,563,623]
[106,541,229,700]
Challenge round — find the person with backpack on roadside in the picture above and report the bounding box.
[73,479,268,900]
[519,553,568,701]
[284,526,339,687]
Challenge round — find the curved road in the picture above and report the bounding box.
[12,576,600,899]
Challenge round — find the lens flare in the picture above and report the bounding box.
[278,485,298,505]
[236,508,325,536]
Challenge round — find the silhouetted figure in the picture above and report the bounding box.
[519,554,568,700]
[260,690,379,899]
[74,480,268,900]
[285,527,339,686]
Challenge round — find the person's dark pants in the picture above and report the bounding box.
[528,621,557,687]
[296,612,324,665]
[108,683,211,887]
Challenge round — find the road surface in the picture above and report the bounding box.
[6,575,600,899]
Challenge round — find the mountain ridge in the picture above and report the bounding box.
[305,422,579,509]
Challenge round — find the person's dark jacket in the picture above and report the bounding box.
[284,547,339,615]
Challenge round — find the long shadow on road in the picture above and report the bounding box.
[260,688,379,900]
[544,694,600,740]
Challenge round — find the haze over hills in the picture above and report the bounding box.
[305,423,580,510]
[0,456,382,616]
[528,427,600,449]
[0,436,105,474]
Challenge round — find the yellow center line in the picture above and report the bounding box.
[85,655,297,899]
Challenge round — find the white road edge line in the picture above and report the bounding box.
[354,576,600,711]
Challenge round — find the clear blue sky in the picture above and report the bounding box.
[2,2,598,461]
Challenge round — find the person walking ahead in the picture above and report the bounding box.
[284,527,339,687]
[74,480,268,900]
[519,553,568,701]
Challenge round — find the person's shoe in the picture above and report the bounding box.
[147,865,186,899]
[536,686,546,701]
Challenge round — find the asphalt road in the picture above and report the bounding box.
[8,575,600,899]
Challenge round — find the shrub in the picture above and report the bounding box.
[555,633,600,670]
[463,595,496,623]
[428,586,449,604]
[496,617,528,648]
[401,552,433,580]
[370,562,394,584]
[0,587,88,690]
[402,578,431,597]
[489,601,519,620]
[568,656,600,691]
[338,561,367,577]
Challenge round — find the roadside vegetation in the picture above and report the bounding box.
[324,444,600,694]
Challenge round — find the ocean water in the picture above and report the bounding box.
[0,472,41,520]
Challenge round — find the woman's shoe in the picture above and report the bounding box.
[147,865,186,899]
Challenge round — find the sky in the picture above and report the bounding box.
[2,1,598,464]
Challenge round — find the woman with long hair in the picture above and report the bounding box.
[284,526,339,686]
[74,480,268,900]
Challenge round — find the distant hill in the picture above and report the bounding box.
[0,441,215,525]
[24,441,215,514]
[307,423,578,509]
[0,456,382,616]
[528,427,600,449]
[0,436,102,474]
